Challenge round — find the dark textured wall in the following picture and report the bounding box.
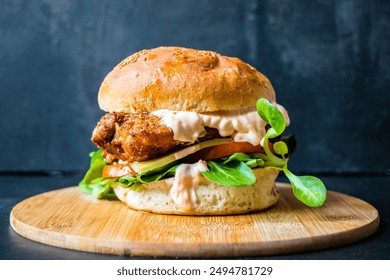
[1,0,389,174]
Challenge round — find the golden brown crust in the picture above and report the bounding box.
[98,46,276,113]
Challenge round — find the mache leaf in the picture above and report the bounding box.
[201,161,256,187]
[273,141,289,158]
[284,168,327,207]
[256,98,286,138]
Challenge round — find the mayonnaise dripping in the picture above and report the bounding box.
[151,104,290,146]
[170,160,208,210]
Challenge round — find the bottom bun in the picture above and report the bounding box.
[114,167,280,215]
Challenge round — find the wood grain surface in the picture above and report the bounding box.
[10,183,379,258]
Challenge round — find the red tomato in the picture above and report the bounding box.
[185,142,264,162]
[102,164,136,178]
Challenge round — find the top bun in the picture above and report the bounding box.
[98,46,275,113]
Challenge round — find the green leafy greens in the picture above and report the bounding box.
[201,160,256,187]
[79,152,181,199]
[79,150,116,200]
[79,98,326,207]
[255,98,327,207]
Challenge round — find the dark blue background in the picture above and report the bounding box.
[1,0,389,175]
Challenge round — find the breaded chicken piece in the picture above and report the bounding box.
[92,112,220,162]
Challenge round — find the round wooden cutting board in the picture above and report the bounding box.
[10,183,379,258]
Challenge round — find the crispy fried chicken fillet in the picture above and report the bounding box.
[91,112,221,163]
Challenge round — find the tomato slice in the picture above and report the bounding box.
[184,141,264,163]
[102,164,136,178]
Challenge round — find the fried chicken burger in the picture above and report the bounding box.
[79,46,325,215]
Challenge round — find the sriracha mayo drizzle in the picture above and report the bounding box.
[151,104,290,147]
[170,160,208,210]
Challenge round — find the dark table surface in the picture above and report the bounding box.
[1,174,389,260]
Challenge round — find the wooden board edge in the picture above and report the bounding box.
[9,183,381,258]
[9,207,380,258]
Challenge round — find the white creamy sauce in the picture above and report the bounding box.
[170,161,208,210]
[151,104,290,146]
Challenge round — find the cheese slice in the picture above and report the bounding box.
[130,138,231,173]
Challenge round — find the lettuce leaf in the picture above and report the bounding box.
[79,150,180,199]
[79,149,107,196]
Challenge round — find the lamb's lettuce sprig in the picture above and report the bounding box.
[255,98,327,207]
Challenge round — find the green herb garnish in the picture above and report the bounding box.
[255,98,327,207]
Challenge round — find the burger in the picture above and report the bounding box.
[79,46,326,215]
